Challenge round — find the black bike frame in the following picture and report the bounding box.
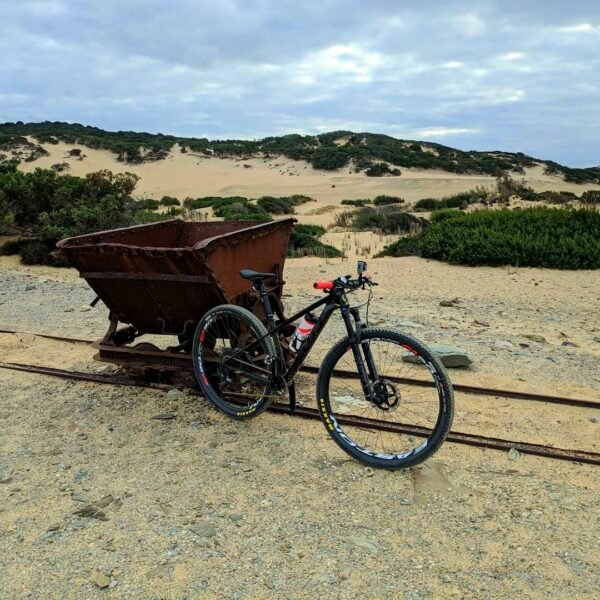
[233,280,380,403]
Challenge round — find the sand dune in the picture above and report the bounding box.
[19,139,596,208]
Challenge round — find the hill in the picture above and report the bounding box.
[1,121,599,184]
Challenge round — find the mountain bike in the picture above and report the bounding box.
[192,261,454,469]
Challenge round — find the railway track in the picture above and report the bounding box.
[1,328,599,410]
[1,359,599,466]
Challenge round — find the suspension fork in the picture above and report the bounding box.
[341,306,379,401]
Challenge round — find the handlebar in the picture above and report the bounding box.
[313,273,378,292]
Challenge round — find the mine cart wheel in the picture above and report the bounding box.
[193,305,277,419]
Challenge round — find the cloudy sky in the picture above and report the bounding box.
[1,1,599,166]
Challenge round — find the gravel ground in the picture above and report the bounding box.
[1,257,599,598]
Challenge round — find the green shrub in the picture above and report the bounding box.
[365,164,401,177]
[334,206,426,234]
[373,195,404,206]
[256,196,295,214]
[294,223,326,237]
[419,208,600,269]
[288,229,342,258]
[159,195,180,207]
[375,236,421,257]
[581,190,600,205]
[341,199,370,207]
[138,198,159,210]
[414,191,481,211]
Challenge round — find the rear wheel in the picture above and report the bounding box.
[193,305,277,419]
[316,328,454,469]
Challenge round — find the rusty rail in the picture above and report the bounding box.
[1,360,599,466]
[1,329,598,410]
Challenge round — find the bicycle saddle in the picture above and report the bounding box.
[239,269,275,281]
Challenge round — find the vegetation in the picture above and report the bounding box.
[373,195,404,206]
[341,199,370,207]
[334,205,427,234]
[0,162,155,265]
[159,195,180,207]
[289,224,342,258]
[2,122,598,182]
[414,191,484,211]
[377,208,600,269]
[256,194,313,215]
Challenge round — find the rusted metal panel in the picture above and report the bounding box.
[57,218,295,335]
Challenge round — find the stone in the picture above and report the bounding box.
[508,448,521,461]
[230,513,243,522]
[73,505,108,521]
[90,571,111,588]
[346,536,381,554]
[166,388,185,401]
[151,412,177,420]
[561,341,578,347]
[473,320,490,327]
[79,305,92,312]
[189,523,217,538]
[439,300,455,307]
[403,344,473,368]
[589,416,599,424]
[25,284,36,291]
[493,341,514,351]
[522,334,547,344]
[0,461,12,484]
[593,336,600,343]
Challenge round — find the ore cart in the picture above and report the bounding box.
[57,218,295,381]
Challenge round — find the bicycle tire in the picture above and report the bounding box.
[193,304,277,419]
[316,327,454,469]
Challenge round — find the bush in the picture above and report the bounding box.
[581,190,600,206]
[294,224,326,237]
[138,198,159,210]
[419,208,600,269]
[159,195,180,207]
[373,195,404,206]
[257,196,295,214]
[288,229,342,258]
[334,206,426,234]
[375,236,421,257]
[365,163,401,177]
[341,199,370,207]
[414,191,482,211]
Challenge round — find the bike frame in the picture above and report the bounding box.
[231,279,380,408]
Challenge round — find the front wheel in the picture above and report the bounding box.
[316,328,454,469]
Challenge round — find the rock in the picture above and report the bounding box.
[589,416,599,424]
[166,388,185,401]
[508,448,520,461]
[25,284,36,291]
[593,336,600,343]
[493,341,514,351]
[0,461,12,484]
[151,412,177,420]
[74,505,108,520]
[522,334,547,344]
[79,305,92,312]
[47,523,61,532]
[473,320,490,327]
[439,300,455,307]
[403,344,473,368]
[189,523,217,538]
[561,341,578,347]
[63,307,74,312]
[230,513,243,522]
[346,536,381,554]
[90,571,111,588]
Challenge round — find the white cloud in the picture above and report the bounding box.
[443,61,463,68]
[500,52,524,60]
[453,14,486,37]
[418,127,478,138]
[559,23,597,33]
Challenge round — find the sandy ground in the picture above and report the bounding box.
[0,258,599,598]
